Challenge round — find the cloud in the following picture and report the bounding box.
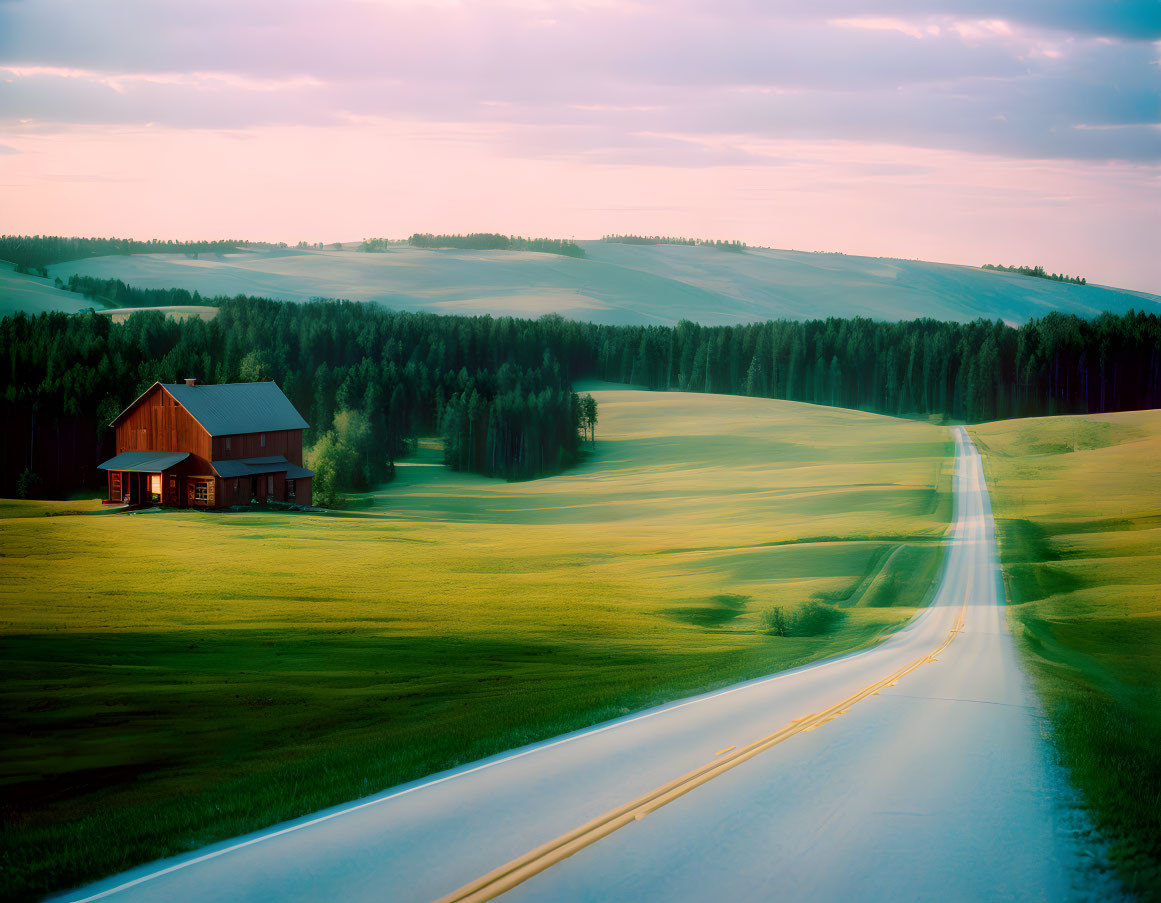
[0,0,1157,166]
[828,17,931,40]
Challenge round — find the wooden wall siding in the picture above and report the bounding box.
[172,455,215,478]
[219,473,312,506]
[211,429,303,464]
[116,386,212,459]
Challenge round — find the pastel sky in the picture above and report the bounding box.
[1,0,1159,291]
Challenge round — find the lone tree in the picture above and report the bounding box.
[582,394,598,442]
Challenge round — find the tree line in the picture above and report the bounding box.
[982,264,1087,286]
[58,274,215,310]
[590,314,1160,423]
[2,275,1158,499]
[0,294,600,499]
[0,235,253,276]
[359,238,406,252]
[407,233,586,258]
[601,235,746,252]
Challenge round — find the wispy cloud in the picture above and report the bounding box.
[0,2,1156,162]
[828,17,934,40]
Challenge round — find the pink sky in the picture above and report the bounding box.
[1,1,1159,291]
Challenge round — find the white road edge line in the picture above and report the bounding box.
[66,640,897,901]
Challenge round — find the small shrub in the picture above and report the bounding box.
[761,601,846,638]
[16,468,44,500]
[794,600,845,637]
[761,606,790,637]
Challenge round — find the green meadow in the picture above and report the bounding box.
[0,389,951,900]
[971,412,1161,899]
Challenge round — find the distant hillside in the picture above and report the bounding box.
[0,261,97,316]
[2,242,1156,326]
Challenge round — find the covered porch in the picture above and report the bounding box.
[97,451,192,507]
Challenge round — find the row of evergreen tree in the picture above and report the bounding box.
[982,263,1087,286]
[601,235,746,251]
[592,315,1160,422]
[407,233,586,258]
[2,277,1159,498]
[0,235,250,275]
[60,274,212,309]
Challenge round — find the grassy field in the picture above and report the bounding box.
[0,389,951,900]
[29,242,1156,326]
[971,412,1161,900]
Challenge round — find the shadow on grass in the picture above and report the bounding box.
[661,593,750,627]
[0,624,886,902]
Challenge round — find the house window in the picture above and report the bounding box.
[287,479,296,501]
[267,475,274,496]
[149,474,162,503]
[234,479,239,494]
[260,433,266,448]
[194,482,209,503]
[225,437,232,454]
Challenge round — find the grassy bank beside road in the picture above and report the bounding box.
[0,390,950,901]
[971,412,1161,900]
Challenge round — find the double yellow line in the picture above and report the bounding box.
[437,598,969,903]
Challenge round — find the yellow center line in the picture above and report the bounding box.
[715,746,736,757]
[435,586,972,903]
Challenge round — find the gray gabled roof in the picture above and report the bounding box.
[164,382,309,435]
[98,451,189,472]
[212,455,314,479]
[112,381,309,436]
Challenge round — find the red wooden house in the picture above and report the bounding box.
[99,379,314,508]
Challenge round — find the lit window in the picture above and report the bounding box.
[194,482,209,502]
[149,474,161,496]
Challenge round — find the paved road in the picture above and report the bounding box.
[60,429,1091,903]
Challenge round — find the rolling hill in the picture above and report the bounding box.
[0,261,99,317]
[3,242,1158,325]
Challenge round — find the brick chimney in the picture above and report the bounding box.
[184,378,197,387]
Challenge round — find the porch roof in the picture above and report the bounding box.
[212,455,314,479]
[98,451,190,473]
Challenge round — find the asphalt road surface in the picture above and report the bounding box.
[59,428,1093,903]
